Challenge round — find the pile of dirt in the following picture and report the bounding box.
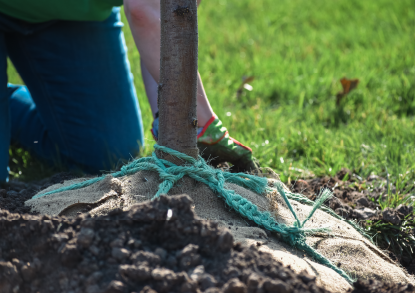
[0,194,334,293]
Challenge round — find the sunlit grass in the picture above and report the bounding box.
[7,0,415,197]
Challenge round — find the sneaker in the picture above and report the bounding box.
[151,113,259,172]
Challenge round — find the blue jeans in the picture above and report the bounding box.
[0,8,144,182]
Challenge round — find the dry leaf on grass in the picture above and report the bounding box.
[336,77,359,105]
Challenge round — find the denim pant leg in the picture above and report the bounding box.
[3,8,144,177]
[0,32,10,181]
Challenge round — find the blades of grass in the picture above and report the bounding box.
[403,245,412,256]
[342,172,349,181]
[383,233,391,246]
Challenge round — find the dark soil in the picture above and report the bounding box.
[0,172,78,214]
[0,194,332,293]
[352,279,414,293]
[0,173,414,293]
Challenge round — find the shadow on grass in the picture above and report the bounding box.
[7,145,62,183]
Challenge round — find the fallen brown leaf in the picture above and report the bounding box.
[336,77,359,105]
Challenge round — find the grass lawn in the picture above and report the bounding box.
[7,0,415,200]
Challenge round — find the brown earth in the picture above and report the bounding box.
[0,172,414,293]
[1,194,331,293]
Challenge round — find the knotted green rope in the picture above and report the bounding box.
[33,144,355,284]
[280,189,373,243]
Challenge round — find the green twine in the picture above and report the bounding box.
[279,188,373,243]
[33,144,356,284]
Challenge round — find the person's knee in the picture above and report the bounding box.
[124,0,160,29]
[100,138,142,171]
[72,137,142,173]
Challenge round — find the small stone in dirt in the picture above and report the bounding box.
[190,265,205,281]
[21,262,36,281]
[223,278,247,293]
[85,272,103,286]
[89,245,100,256]
[246,273,261,290]
[363,208,377,218]
[350,191,364,201]
[333,189,345,199]
[127,238,142,249]
[77,228,95,248]
[356,197,370,207]
[205,288,221,293]
[11,258,23,269]
[353,208,377,220]
[103,280,127,293]
[217,230,234,252]
[111,247,130,262]
[396,204,413,217]
[180,282,198,293]
[329,197,343,210]
[154,248,167,260]
[335,208,350,218]
[178,243,198,256]
[119,264,151,282]
[179,252,201,270]
[132,251,161,266]
[140,286,157,293]
[367,174,381,181]
[60,244,82,267]
[110,238,124,248]
[199,273,217,291]
[263,279,289,293]
[7,190,18,197]
[382,208,401,225]
[165,255,177,267]
[151,267,176,281]
[86,284,101,293]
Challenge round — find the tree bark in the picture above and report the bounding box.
[158,0,199,160]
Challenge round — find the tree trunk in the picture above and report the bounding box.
[158,0,199,161]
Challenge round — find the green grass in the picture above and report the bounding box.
[7,0,415,196]
[366,217,415,260]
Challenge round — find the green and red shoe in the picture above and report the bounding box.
[151,113,258,172]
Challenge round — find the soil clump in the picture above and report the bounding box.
[0,194,331,293]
